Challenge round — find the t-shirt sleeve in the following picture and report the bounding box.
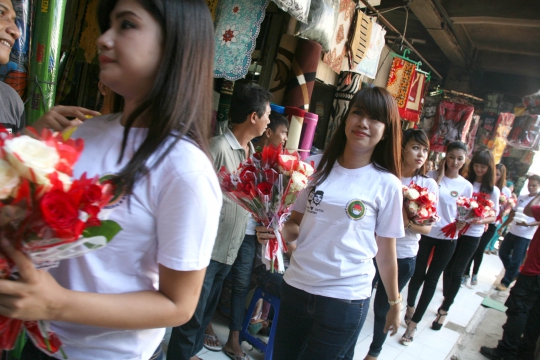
[156,166,222,271]
[463,181,474,198]
[492,187,500,216]
[375,177,405,238]
[292,186,309,214]
[532,205,540,221]
[425,177,439,200]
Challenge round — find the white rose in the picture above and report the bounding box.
[428,192,436,202]
[56,172,73,192]
[406,188,420,200]
[470,201,478,209]
[408,202,419,213]
[418,208,429,218]
[296,161,314,177]
[289,171,308,192]
[4,136,59,184]
[0,159,20,199]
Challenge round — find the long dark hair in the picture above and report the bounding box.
[466,149,495,194]
[402,128,429,177]
[97,0,214,194]
[496,163,507,190]
[312,87,402,186]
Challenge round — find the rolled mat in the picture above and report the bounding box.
[25,0,68,124]
[270,35,298,105]
[270,103,285,115]
[299,112,318,160]
[283,39,322,111]
[285,107,306,150]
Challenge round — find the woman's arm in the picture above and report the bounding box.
[255,211,303,245]
[0,241,206,328]
[402,207,432,235]
[375,236,400,336]
[524,194,540,217]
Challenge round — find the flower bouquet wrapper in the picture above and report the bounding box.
[440,193,495,238]
[440,205,472,238]
[403,182,439,226]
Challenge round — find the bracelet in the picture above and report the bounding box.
[388,293,403,306]
[405,220,413,229]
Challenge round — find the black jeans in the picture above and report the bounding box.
[166,260,231,359]
[368,257,416,357]
[441,235,481,311]
[499,232,532,287]
[496,273,540,360]
[465,223,497,277]
[407,235,457,323]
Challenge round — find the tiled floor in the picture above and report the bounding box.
[164,252,504,360]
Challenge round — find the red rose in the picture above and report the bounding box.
[257,182,273,196]
[264,168,279,184]
[40,189,85,240]
[239,166,257,182]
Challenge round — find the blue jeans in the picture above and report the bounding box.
[254,264,284,298]
[499,232,532,287]
[167,260,231,359]
[273,281,369,360]
[229,234,257,331]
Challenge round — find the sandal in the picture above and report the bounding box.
[431,308,447,331]
[400,326,416,346]
[203,333,222,352]
[223,349,250,360]
[404,306,415,326]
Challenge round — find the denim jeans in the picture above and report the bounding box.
[441,235,480,311]
[499,232,532,287]
[229,234,257,331]
[496,274,540,360]
[407,235,457,323]
[254,264,284,298]
[368,257,416,357]
[273,281,369,360]
[465,223,497,276]
[167,260,231,359]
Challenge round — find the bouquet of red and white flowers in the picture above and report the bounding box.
[496,194,516,223]
[218,145,313,273]
[0,129,122,356]
[440,192,495,238]
[403,182,439,225]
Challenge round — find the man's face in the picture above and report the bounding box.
[313,192,323,205]
[268,124,288,148]
[528,180,539,195]
[0,0,20,65]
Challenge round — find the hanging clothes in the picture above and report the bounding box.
[350,18,386,79]
[341,10,372,71]
[429,100,474,153]
[322,0,355,74]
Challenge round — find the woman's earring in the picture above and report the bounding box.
[381,136,386,140]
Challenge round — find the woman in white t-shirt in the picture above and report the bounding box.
[0,1,221,359]
[403,141,473,345]
[485,164,512,253]
[364,129,438,359]
[257,87,404,360]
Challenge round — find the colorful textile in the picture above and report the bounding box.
[508,115,540,151]
[351,19,386,79]
[476,112,498,147]
[283,38,322,110]
[386,57,416,114]
[325,72,362,147]
[341,10,372,71]
[323,0,355,74]
[418,96,440,137]
[272,0,311,23]
[465,115,481,157]
[429,100,474,153]
[401,72,427,122]
[487,113,514,164]
[214,0,270,81]
[269,35,298,105]
[206,0,219,20]
[299,112,318,159]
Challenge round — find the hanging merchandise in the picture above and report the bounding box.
[521,151,535,166]
[0,0,31,98]
[322,0,355,74]
[283,38,322,110]
[213,0,269,81]
[298,112,319,159]
[418,96,441,137]
[285,106,306,150]
[507,115,540,151]
[206,0,219,20]
[26,0,68,124]
[215,79,235,136]
[429,100,474,153]
[476,112,498,147]
[325,72,362,147]
[465,115,481,157]
[272,0,311,23]
[79,0,100,64]
[341,10,372,71]
[295,0,339,52]
[487,113,514,164]
[401,71,427,122]
[269,35,298,105]
[386,57,415,114]
[351,18,386,79]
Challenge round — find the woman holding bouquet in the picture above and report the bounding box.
[484,164,512,254]
[0,1,221,359]
[403,141,473,345]
[258,87,404,360]
[363,129,438,359]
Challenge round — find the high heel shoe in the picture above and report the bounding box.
[431,308,447,331]
[404,306,415,326]
[400,325,417,346]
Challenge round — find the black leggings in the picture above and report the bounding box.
[464,224,497,277]
[407,235,457,323]
[441,235,481,311]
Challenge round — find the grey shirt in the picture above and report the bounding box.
[210,128,255,265]
[0,81,24,133]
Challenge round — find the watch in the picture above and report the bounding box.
[388,293,403,306]
[405,220,413,229]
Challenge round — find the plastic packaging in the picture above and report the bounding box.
[272,0,312,24]
[295,0,339,52]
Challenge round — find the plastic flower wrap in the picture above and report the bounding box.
[440,192,495,238]
[496,195,516,223]
[403,182,439,225]
[218,145,312,273]
[0,128,122,357]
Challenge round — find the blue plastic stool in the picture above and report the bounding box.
[239,287,280,360]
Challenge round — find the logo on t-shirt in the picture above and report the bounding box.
[100,174,127,209]
[345,199,366,220]
[450,191,458,198]
[307,188,324,214]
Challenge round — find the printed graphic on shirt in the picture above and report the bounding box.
[100,174,127,209]
[307,188,324,214]
[450,190,458,198]
[345,199,366,220]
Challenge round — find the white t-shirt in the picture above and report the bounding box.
[426,171,473,240]
[49,115,222,360]
[509,194,539,239]
[501,186,512,200]
[246,215,257,235]
[283,155,405,300]
[398,176,439,258]
[465,182,500,238]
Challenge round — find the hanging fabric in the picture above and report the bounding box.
[341,10,372,71]
[213,0,270,80]
[488,113,514,164]
[476,112,498,148]
[269,35,298,105]
[386,57,416,114]
[401,71,427,122]
[418,96,441,137]
[350,18,386,79]
[429,100,474,153]
[322,0,355,74]
[508,115,540,151]
[465,115,481,157]
[272,0,311,23]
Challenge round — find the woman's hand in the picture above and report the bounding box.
[437,159,446,181]
[456,220,467,230]
[402,207,409,226]
[384,304,400,336]
[0,240,66,321]
[470,218,483,225]
[497,228,504,236]
[255,225,275,245]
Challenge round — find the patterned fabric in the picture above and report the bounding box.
[269,35,298,105]
[325,72,362,147]
[508,115,540,151]
[386,57,416,109]
[283,38,322,110]
[214,0,270,80]
[341,10,372,71]
[323,0,355,74]
[272,0,311,23]
[489,113,515,164]
[465,115,481,157]
[351,19,386,79]
[401,72,427,122]
[429,100,474,153]
[206,0,219,20]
